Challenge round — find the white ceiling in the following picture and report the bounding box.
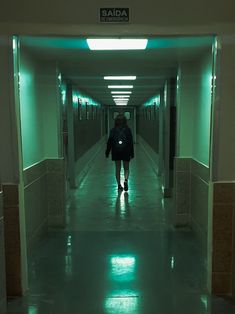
[20,36,213,106]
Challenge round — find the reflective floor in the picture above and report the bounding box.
[7,144,235,313]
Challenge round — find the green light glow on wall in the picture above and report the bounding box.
[143,94,160,107]
[73,90,101,108]
[12,37,17,51]
[61,90,66,105]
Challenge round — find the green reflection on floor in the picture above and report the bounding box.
[110,255,136,282]
[105,290,139,314]
[28,305,38,314]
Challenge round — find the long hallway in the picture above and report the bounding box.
[7,144,235,313]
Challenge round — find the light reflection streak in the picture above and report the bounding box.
[28,305,38,314]
[65,235,72,278]
[200,295,208,310]
[105,290,139,313]
[115,192,130,219]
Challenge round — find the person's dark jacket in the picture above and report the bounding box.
[105,126,134,161]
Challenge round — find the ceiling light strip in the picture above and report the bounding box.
[112,95,130,98]
[108,85,133,89]
[111,91,132,94]
[104,76,136,80]
[87,39,148,50]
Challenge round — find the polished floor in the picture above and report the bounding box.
[7,144,235,313]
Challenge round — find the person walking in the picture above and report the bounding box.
[105,114,134,191]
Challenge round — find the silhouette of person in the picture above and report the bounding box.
[106,114,134,191]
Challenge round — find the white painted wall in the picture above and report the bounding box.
[19,48,60,168]
[38,63,61,159]
[212,36,235,180]
[177,50,213,166]
[0,36,20,183]
[19,49,44,168]
[176,63,195,157]
[0,0,234,36]
[192,52,213,165]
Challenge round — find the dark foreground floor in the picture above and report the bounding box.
[7,144,235,313]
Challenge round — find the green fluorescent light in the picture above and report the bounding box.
[108,85,133,89]
[104,76,136,80]
[111,91,132,94]
[87,39,148,50]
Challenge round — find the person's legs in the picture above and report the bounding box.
[123,161,129,191]
[115,160,123,190]
[123,161,129,181]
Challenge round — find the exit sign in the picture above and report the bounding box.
[100,8,129,23]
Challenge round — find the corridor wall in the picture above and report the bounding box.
[137,98,160,155]
[69,88,104,187]
[0,36,22,303]
[174,49,213,252]
[209,37,235,296]
[0,189,6,313]
[19,47,65,253]
[0,0,233,35]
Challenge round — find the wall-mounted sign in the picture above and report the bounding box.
[100,8,129,23]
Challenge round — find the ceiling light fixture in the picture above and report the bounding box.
[111,91,132,94]
[114,99,128,101]
[112,95,130,98]
[114,101,128,105]
[108,85,133,89]
[87,39,148,50]
[104,76,136,80]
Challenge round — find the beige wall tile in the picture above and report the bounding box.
[212,272,232,295]
[0,218,6,312]
[213,183,235,203]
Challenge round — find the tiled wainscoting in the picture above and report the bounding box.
[24,160,47,251]
[174,159,235,296]
[212,182,235,296]
[191,159,209,251]
[2,184,22,297]
[2,159,65,297]
[174,158,191,226]
[24,158,65,235]
[46,159,65,227]
[174,157,209,251]
[0,190,6,313]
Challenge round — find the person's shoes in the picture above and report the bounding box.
[124,180,128,191]
[118,184,123,191]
